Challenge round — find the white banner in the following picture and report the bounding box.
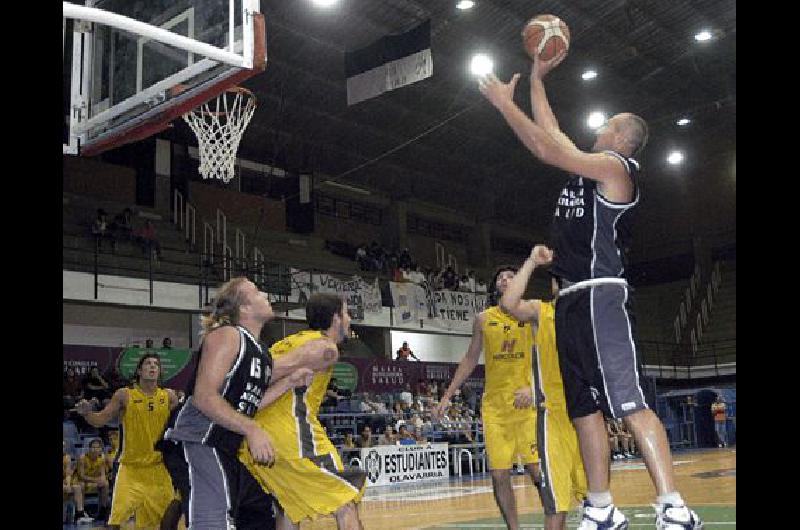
[389,282,428,324]
[389,283,488,332]
[291,270,381,321]
[361,443,450,487]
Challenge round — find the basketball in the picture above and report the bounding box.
[522,14,570,61]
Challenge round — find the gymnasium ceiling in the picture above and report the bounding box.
[171,0,737,239]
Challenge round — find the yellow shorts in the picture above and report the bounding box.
[484,415,539,470]
[108,463,175,527]
[537,408,587,514]
[240,448,367,524]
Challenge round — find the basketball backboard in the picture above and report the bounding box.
[63,0,266,156]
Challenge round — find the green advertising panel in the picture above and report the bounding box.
[333,362,358,393]
[118,348,193,382]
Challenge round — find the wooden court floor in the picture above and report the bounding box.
[302,448,736,530]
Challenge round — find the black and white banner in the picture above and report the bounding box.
[389,282,487,332]
[345,20,433,106]
[361,443,449,487]
[292,270,381,321]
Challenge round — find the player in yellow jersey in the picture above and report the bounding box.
[77,438,111,519]
[433,265,541,530]
[500,246,588,530]
[76,353,180,529]
[240,293,367,529]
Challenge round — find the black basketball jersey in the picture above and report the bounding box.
[549,150,640,283]
[165,325,273,455]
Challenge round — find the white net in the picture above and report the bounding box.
[183,88,257,183]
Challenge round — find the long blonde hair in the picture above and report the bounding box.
[199,277,250,340]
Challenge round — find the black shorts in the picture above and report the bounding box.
[555,282,650,420]
[158,439,190,523]
[183,441,275,530]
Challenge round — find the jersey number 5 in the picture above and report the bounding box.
[148,402,154,412]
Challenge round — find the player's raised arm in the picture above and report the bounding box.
[530,51,576,151]
[432,314,485,421]
[76,388,128,427]
[499,245,552,323]
[479,73,628,188]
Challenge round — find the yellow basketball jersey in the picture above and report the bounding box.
[481,306,535,424]
[248,330,336,460]
[119,386,170,466]
[534,301,568,411]
[79,453,105,479]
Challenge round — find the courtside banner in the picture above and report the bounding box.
[361,443,449,487]
[345,20,433,106]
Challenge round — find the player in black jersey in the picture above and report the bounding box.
[479,51,702,530]
[161,277,339,530]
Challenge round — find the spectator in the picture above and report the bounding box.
[607,419,625,460]
[162,337,173,349]
[357,425,374,448]
[83,366,111,405]
[63,408,80,448]
[399,248,412,270]
[343,433,356,449]
[458,275,471,292]
[144,338,154,349]
[475,277,488,293]
[134,220,162,260]
[410,413,424,432]
[78,438,111,520]
[323,378,342,408]
[63,367,83,408]
[64,440,93,524]
[359,393,387,414]
[378,425,397,446]
[615,419,636,458]
[396,342,420,362]
[105,429,120,473]
[355,245,368,270]
[414,427,429,444]
[399,383,414,408]
[91,209,116,253]
[397,425,416,445]
[466,270,477,292]
[712,394,728,448]
[110,207,134,241]
[442,266,458,290]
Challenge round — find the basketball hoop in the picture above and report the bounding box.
[183,87,256,184]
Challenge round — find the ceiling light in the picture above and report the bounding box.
[311,0,338,7]
[582,69,598,81]
[470,54,494,76]
[586,111,606,129]
[667,151,684,165]
[456,0,475,10]
[694,30,713,42]
[677,118,691,126]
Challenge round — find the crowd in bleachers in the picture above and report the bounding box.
[90,206,163,260]
[325,239,488,293]
[320,378,484,450]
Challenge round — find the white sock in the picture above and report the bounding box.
[657,492,685,507]
[587,491,613,508]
